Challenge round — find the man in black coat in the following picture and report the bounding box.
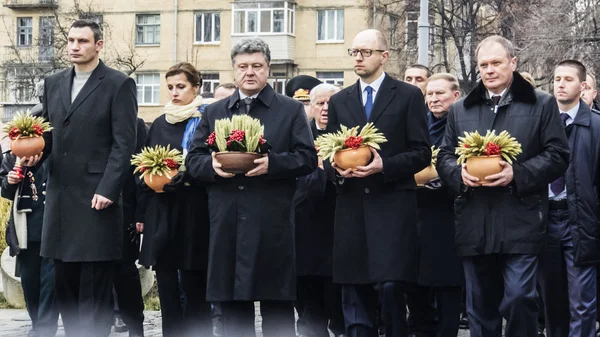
[538,60,600,337]
[185,38,317,337]
[38,20,137,336]
[436,35,570,337]
[325,29,431,337]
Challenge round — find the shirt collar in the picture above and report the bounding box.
[360,72,386,93]
[487,88,507,99]
[560,102,580,121]
[239,90,259,100]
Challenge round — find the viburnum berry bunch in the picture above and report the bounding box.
[455,130,522,164]
[205,115,271,154]
[314,123,387,163]
[3,111,52,140]
[131,145,184,178]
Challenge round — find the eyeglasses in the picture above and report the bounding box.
[347,48,386,57]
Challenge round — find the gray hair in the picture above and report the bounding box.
[310,83,340,104]
[231,38,271,66]
[476,35,515,60]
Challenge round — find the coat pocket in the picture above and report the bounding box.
[87,160,106,174]
[453,195,481,247]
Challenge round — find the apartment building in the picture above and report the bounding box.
[0,0,406,121]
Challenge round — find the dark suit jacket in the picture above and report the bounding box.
[40,60,137,262]
[324,74,431,283]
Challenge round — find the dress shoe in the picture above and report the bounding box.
[114,316,129,333]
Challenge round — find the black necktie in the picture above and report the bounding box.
[491,95,501,106]
[244,97,253,114]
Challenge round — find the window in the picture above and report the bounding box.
[232,1,295,35]
[389,15,399,48]
[317,72,344,86]
[268,78,286,95]
[195,13,220,43]
[201,73,220,93]
[405,11,419,51]
[136,14,160,45]
[136,73,160,104]
[17,17,33,47]
[317,9,344,42]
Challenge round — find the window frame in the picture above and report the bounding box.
[231,1,295,36]
[316,9,344,43]
[136,14,161,46]
[17,17,33,47]
[201,73,220,93]
[136,73,161,106]
[316,71,344,86]
[194,12,221,44]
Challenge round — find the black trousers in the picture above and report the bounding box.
[343,282,408,337]
[406,284,437,336]
[54,259,115,337]
[155,269,212,337]
[295,275,345,337]
[434,287,462,337]
[18,243,59,336]
[113,261,145,335]
[220,300,295,337]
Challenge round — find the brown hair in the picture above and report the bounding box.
[519,72,536,86]
[165,62,202,87]
[427,73,460,91]
[556,59,587,82]
[407,64,432,78]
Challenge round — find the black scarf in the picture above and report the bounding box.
[428,111,448,147]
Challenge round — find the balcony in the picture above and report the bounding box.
[4,0,58,9]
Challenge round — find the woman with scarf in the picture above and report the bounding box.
[136,62,211,337]
[417,73,464,337]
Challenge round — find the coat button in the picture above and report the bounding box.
[62,152,67,157]
[238,185,244,191]
[240,216,246,221]
[63,120,70,126]
[364,188,370,194]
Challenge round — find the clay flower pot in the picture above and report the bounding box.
[334,146,372,170]
[215,152,261,174]
[466,155,502,185]
[11,136,44,158]
[414,165,438,186]
[144,169,178,193]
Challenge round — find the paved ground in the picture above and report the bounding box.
[0,307,472,337]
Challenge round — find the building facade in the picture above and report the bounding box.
[0,0,407,121]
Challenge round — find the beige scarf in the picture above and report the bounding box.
[164,96,204,124]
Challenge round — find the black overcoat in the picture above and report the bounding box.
[185,85,318,301]
[436,72,570,256]
[324,74,431,284]
[40,60,137,262]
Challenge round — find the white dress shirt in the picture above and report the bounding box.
[360,72,386,106]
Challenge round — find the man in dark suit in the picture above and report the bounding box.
[38,19,137,337]
[185,38,317,337]
[324,29,431,337]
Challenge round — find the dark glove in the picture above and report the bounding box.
[424,177,443,190]
[162,172,185,193]
[127,222,139,243]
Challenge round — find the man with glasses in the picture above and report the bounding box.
[325,29,431,337]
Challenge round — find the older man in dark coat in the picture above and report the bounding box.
[325,29,431,337]
[39,20,137,337]
[436,36,569,337]
[186,38,317,337]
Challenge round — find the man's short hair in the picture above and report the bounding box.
[406,64,432,78]
[427,73,460,91]
[215,83,236,91]
[70,19,102,42]
[476,35,515,60]
[588,73,596,88]
[231,38,271,66]
[556,60,587,82]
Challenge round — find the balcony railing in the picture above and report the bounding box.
[4,0,58,9]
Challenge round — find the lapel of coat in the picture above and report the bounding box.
[65,61,106,121]
[343,80,367,126]
[369,74,396,124]
[60,68,74,113]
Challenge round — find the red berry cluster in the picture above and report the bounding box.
[32,124,44,136]
[344,135,363,149]
[8,127,20,140]
[259,135,266,145]
[463,144,470,148]
[163,158,179,169]
[485,142,501,156]
[227,130,246,147]
[207,132,216,146]
[139,167,147,173]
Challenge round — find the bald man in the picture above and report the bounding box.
[325,29,431,337]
